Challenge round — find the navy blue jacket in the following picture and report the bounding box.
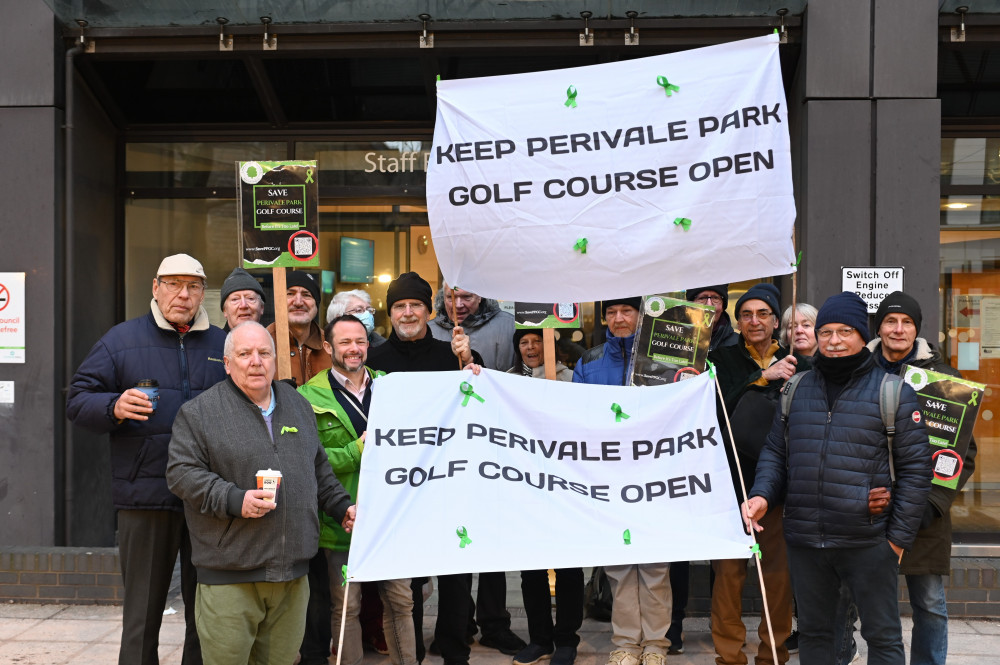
[572,333,635,386]
[67,307,227,511]
[750,354,932,550]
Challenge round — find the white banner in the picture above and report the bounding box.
[347,369,752,581]
[427,34,796,303]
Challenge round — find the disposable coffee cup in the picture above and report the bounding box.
[135,379,160,412]
[256,469,282,505]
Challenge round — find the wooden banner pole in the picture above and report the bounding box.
[272,267,292,381]
[543,328,557,381]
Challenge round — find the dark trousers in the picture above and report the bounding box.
[299,550,332,664]
[412,574,474,665]
[473,571,512,636]
[118,509,201,665]
[669,561,689,626]
[788,542,905,665]
[521,568,584,649]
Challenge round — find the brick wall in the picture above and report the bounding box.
[0,547,123,605]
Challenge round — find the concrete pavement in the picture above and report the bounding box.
[1,572,998,664]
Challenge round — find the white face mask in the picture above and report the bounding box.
[356,310,375,334]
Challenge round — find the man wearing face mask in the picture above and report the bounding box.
[430,283,516,372]
[328,289,386,348]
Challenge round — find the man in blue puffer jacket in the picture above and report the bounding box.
[67,254,226,665]
[743,291,931,665]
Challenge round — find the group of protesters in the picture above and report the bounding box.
[66,253,971,665]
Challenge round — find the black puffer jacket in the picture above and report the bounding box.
[750,353,932,551]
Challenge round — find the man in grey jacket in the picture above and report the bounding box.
[430,283,516,372]
[167,321,356,665]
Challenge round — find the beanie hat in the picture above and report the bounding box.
[219,267,265,309]
[386,272,433,311]
[816,291,872,342]
[686,285,729,310]
[873,291,922,336]
[513,328,543,348]
[734,283,780,318]
[602,297,642,319]
[287,271,320,303]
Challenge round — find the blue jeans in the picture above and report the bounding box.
[905,574,948,665]
[787,542,905,665]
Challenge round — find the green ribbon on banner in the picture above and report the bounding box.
[750,542,762,560]
[611,403,630,422]
[456,526,472,548]
[373,370,386,379]
[574,238,588,254]
[305,169,314,184]
[341,564,348,587]
[623,529,632,545]
[970,391,979,406]
[673,217,692,231]
[565,85,578,108]
[656,76,680,97]
[793,250,803,267]
[460,382,485,407]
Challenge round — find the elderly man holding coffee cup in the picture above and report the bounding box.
[167,321,356,665]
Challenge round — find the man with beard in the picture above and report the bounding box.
[367,272,483,665]
[744,291,931,665]
[267,270,331,387]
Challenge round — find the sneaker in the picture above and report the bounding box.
[665,622,683,655]
[479,630,527,656]
[551,646,577,665]
[513,644,553,665]
[785,629,798,654]
[640,653,666,665]
[606,650,641,665]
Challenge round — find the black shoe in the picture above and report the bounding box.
[665,622,683,655]
[428,635,475,655]
[513,643,553,665]
[479,630,527,655]
[785,629,798,654]
[551,646,577,665]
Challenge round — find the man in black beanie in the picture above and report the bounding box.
[744,291,931,665]
[366,271,483,665]
[266,270,330,387]
[867,291,976,664]
[220,267,265,331]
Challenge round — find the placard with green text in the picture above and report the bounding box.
[238,160,319,268]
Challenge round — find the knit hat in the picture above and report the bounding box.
[873,291,922,336]
[156,253,205,279]
[685,285,729,310]
[513,328,543,348]
[602,297,642,319]
[734,283,780,318]
[219,267,265,309]
[287,271,320,303]
[816,291,872,342]
[386,272,433,311]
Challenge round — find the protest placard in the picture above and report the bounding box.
[346,369,752,581]
[902,365,984,489]
[238,160,319,268]
[514,302,581,329]
[629,295,715,386]
[427,34,795,302]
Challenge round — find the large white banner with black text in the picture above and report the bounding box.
[346,370,752,581]
[426,34,796,303]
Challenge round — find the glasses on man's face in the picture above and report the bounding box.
[159,279,205,295]
[816,326,857,340]
[694,295,723,304]
[227,294,260,306]
[738,310,772,323]
[346,306,376,315]
[391,302,426,314]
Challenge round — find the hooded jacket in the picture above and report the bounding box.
[572,333,635,387]
[429,290,516,371]
[751,353,932,551]
[67,301,227,511]
[867,337,978,574]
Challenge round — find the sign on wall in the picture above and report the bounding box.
[0,272,25,363]
[841,266,904,313]
[427,34,796,302]
[238,161,319,268]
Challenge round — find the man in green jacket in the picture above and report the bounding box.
[298,314,417,665]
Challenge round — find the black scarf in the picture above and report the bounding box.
[813,348,871,405]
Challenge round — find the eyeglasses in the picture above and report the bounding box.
[816,326,857,340]
[738,310,773,322]
[694,295,723,304]
[158,279,205,295]
[227,294,260,306]
[346,306,375,315]
[391,302,426,314]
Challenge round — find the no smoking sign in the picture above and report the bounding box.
[0,283,9,311]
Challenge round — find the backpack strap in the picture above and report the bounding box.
[879,373,905,484]
[781,371,809,466]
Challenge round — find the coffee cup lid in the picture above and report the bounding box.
[256,469,282,477]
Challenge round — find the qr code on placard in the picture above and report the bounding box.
[934,454,958,477]
[293,236,313,257]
